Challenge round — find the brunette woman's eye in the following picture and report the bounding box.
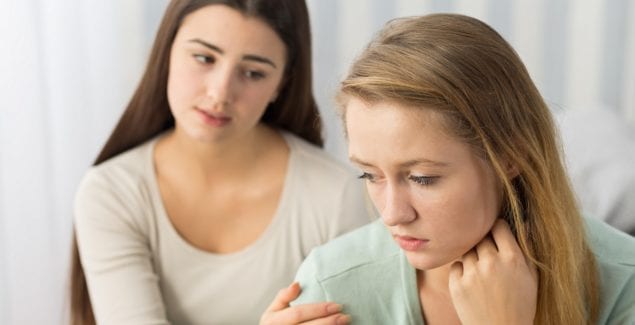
[243,69,266,80]
[408,175,439,186]
[193,54,214,64]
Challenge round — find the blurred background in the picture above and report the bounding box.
[1,0,634,323]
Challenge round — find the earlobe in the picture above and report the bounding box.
[505,162,520,179]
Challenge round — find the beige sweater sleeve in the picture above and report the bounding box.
[74,167,169,325]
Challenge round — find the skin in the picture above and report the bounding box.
[344,97,537,325]
[265,96,537,324]
[166,5,286,145]
[261,283,351,325]
[155,5,348,323]
[156,4,290,254]
[346,98,502,271]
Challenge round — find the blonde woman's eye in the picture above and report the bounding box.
[193,54,214,64]
[409,175,438,186]
[358,172,376,183]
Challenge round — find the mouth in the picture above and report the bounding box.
[393,235,429,251]
[195,107,232,126]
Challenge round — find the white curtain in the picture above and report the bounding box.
[308,0,635,234]
[0,1,168,323]
[0,0,633,324]
[308,0,635,159]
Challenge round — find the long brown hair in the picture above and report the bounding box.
[70,1,320,324]
[338,14,599,324]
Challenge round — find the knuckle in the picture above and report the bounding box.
[288,308,303,322]
[449,280,466,297]
[479,258,497,272]
[504,251,523,264]
[460,268,476,285]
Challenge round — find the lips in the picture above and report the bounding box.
[394,235,429,251]
[195,108,231,126]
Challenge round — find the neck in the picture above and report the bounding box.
[418,262,453,294]
[418,262,463,325]
[158,124,282,182]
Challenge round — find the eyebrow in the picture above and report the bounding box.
[349,156,449,168]
[187,38,278,68]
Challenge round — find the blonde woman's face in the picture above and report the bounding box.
[167,5,286,143]
[345,97,503,270]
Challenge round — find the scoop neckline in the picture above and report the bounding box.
[146,131,297,262]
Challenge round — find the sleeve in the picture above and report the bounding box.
[327,176,376,239]
[74,169,170,325]
[290,251,328,306]
[606,272,635,324]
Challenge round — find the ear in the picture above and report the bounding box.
[502,159,519,179]
[270,92,278,103]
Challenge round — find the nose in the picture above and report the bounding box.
[205,66,235,108]
[381,182,417,227]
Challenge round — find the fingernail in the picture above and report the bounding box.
[336,314,351,325]
[326,303,342,313]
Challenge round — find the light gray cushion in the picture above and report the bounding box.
[555,107,635,235]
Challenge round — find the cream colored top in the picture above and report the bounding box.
[74,131,372,325]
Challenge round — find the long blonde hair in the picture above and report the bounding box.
[338,14,599,324]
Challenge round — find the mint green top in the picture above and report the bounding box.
[292,217,635,324]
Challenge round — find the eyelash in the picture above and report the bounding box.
[193,54,214,64]
[408,175,439,186]
[193,54,267,81]
[243,70,266,80]
[358,172,438,186]
[358,172,375,182]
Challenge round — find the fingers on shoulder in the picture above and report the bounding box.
[302,312,351,325]
[265,283,301,312]
[267,303,346,325]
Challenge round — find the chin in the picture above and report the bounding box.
[404,251,455,271]
[186,127,230,143]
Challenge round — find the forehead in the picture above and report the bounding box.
[345,97,450,141]
[176,5,286,57]
[344,97,470,166]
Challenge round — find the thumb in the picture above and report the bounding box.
[265,282,301,312]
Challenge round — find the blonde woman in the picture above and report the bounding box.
[290,14,635,324]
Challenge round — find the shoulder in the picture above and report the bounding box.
[74,138,157,230]
[83,139,155,188]
[283,132,355,180]
[76,135,162,203]
[296,220,398,282]
[584,217,635,323]
[283,132,364,206]
[585,216,635,266]
[292,220,416,324]
[280,132,374,248]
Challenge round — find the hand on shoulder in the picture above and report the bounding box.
[260,282,350,325]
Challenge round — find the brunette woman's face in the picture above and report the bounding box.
[167,5,286,143]
[345,97,503,271]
